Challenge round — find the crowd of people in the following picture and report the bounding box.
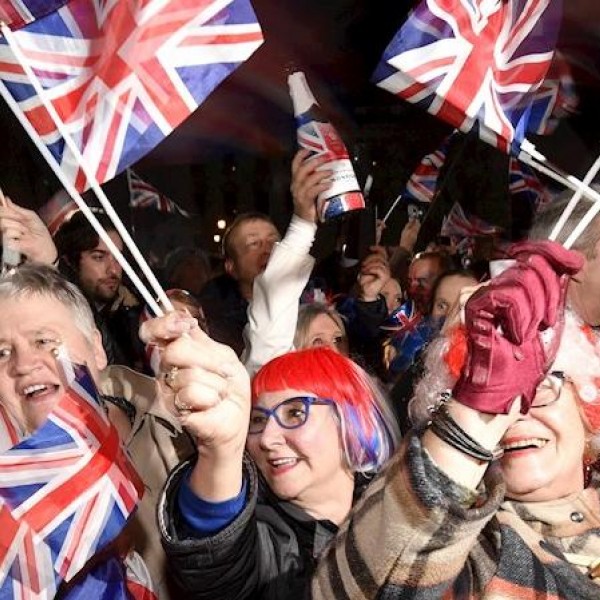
[0,150,600,599]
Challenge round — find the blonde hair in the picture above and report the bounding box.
[294,303,347,350]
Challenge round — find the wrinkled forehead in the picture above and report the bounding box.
[229,219,279,246]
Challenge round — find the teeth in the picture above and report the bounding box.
[23,384,48,396]
[270,458,297,467]
[502,438,548,451]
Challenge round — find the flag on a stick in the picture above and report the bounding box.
[373,0,562,153]
[440,202,502,239]
[405,136,452,203]
[525,50,579,135]
[509,156,551,212]
[128,171,190,218]
[0,361,143,598]
[0,0,264,191]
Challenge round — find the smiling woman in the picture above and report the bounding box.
[314,241,600,599]
[151,341,400,600]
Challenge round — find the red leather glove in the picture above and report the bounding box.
[452,241,582,414]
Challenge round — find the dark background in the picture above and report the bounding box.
[1,0,599,261]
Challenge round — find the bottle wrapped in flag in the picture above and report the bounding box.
[0,358,144,598]
[288,70,365,222]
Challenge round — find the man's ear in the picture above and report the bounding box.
[92,328,108,371]
[224,257,237,280]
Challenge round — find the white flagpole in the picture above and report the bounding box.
[0,77,163,315]
[549,154,600,244]
[1,23,173,314]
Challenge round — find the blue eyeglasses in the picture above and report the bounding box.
[248,396,335,434]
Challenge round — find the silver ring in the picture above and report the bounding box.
[164,366,178,390]
[174,395,192,414]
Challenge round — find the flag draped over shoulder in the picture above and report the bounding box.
[373,0,562,153]
[128,170,190,217]
[0,362,144,599]
[0,0,264,191]
[0,0,67,29]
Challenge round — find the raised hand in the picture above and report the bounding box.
[357,246,391,302]
[0,197,57,264]
[453,240,582,414]
[290,149,332,223]
[140,312,251,454]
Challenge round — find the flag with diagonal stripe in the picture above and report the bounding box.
[0,0,67,30]
[0,0,264,190]
[373,0,562,153]
[0,361,144,598]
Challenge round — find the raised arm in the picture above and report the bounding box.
[0,197,57,265]
[243,150,330,374]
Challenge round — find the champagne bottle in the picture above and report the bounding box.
[288,70,365,222]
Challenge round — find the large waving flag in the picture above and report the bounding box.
[0,0,264,191]
[373,0,562,153]
[0,0,67,29]
[0,361,144,598]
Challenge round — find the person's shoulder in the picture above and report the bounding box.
[99,364,157,408]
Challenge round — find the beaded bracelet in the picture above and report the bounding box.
[429,401,504,462]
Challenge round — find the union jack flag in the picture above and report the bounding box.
[509,156,551,211]
[128,170,190,217]
[0,0,67,30]
[38,188,79,236]
[524,50,579,135]
[440,201,502,238]
[373,0,562,153]
[405,135,452,203]
[296,119,364,220]
[0,0,264,191]
[0,361,143,598]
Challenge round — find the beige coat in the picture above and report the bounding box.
[99,365,195,600]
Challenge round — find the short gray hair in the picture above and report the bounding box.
[0,264,96,340]
[528,185,600,258]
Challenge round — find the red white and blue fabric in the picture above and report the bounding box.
[0,0,264,191]
[404,135,451,203]
[509,156,551,212]
[0,362,144,599]
[373,0,562,153]
[128,170,190,218]
[440,201,502,238]
[381,300,440,376]
[38,188,79,236]
[0,0,67,30]
[524,50,579,135]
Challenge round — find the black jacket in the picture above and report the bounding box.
[158,457,366,600]
[198,274,248,356]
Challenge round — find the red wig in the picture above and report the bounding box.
[251,347,398,472]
